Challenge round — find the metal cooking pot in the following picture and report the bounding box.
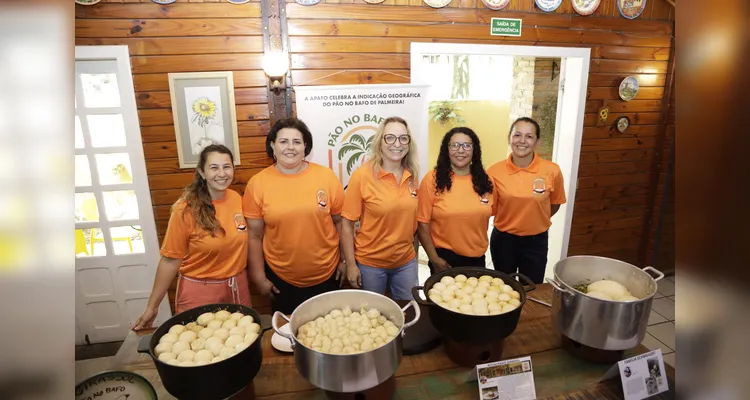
[547,255,665,351]
[137,303,271,400]
[272,290,420,393]
[412,268,536,344]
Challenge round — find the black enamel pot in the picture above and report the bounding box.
[411,268,535,344]
[137,303,271,400]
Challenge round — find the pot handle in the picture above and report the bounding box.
[509,273,536,293]
[545,277,571,294]
[137,334,153,355]
[410,286,431,307]
[400,300,421,333]
[271,311,295,349]
[642,266,665,282]
[259,314,273,333]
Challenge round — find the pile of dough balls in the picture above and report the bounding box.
[428,274,521,316]
[154,310,261,367]
[296,306,400,355]
[585,279,640,301]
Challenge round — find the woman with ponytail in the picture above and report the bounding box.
[416,127,495,274]
[133,145,251,330]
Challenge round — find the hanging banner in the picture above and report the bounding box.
[295,84,430,188]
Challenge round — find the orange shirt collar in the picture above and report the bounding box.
[376,164,413,185]
[506,152,541,175]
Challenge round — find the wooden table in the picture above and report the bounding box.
[113,284,675,399]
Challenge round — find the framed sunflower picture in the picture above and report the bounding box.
[167,71,241,168]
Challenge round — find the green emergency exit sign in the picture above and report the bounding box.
[491,18,522,37]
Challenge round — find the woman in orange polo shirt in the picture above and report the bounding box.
[133,145,251,330]
[487,117,567,284]
[341,116,420,300]
[417,127,495,274]
[243,117,345,314]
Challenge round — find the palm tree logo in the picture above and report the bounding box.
[337,133,374,175]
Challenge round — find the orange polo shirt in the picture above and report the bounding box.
[243,162,344,287]
[487,153,566,236]
[342,161,418,269]
[417,170,496,258]
[161,190,248,280]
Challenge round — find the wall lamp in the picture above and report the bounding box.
[262,52,289,94]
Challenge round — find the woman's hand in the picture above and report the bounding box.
[431,257,451,273]
[257,278,280,298]
[133,306,158,331]
[347,264,362,289]
[335,261,347,287]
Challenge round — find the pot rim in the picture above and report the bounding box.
[419,267,532,316]
[551,255,663,302]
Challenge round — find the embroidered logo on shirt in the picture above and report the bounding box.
[233,213,247,231]
[408,179,418,197]
[316,189,329,208]
[532,178,547,194]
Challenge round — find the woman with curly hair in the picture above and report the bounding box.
[417,127,495,274]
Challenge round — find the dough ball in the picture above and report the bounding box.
[501,285,514,294]
[210,356,226,364]
[177,349,195,362]
[244,332,259,345]
[171,341,190,355]
[491,278,504,287]
[166,359,180,366]
[237,315,255,328]
[429,293,442,303]
[330,346,344,355]
[205,336,223,348]
[342,307,352,317]
[230,312,245,321]
[385,326,399,336]
[224,334,244,349]
[207,320,223,330]
[196,312,215,326]
[178,330,197,343]
[198,327,215,340]
[213,328,230,341]
[441,292,455,303]
[440,276,455,286]
[587,291,613,301]
[366,308,381,319]
[207,342,225,357]
[222,319,237,330]
[154,342,172,356]
[487,285,501,293]
[350,312,362,320]
[473,307,489,316]
[179,360,196,367]
[510,290,521,300]
[467,277,479,286]
[587,280,629,300]
[377,315,387,325]
[194,349,213,363]
[484,291,499,300]
[501,303,517,313]
[471,292,485,300]
[479,275,493,283]
[195,360,209,366]
[229,327,245,337]
[369,318,379,328]
[488,303,503,314]
[433,282,447,291]
[158,352,176,362]
[324,314,334,322]
[508,298,521,307]
[214,310,231,322]
[190,338,206,351]
[459,304,473,314]
[445,284,458,293]
[474,287,488,296]
[159,333,179,345]
[219,347,235,358]
[235,342,250,353]
[315,317,326,327]
[498,293,511,302]
[448,298,462,309]
[330,309,343,319]
[471,298,487,309]
[455,274,468,283]
[168,324,186,335]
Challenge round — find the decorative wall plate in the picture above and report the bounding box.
[227,0,252,3]
[76,371,157,400]
[364,0,387,4]
[75,0,101,5]
[295,0,323,5]
[151,0,177,4]
[482,0,510,10]
[570,0,601,15]
[617,0,647,19]
[423,0,453,8]
[619,76,639,101]
[615,116,630,133]
[535,0,563,12]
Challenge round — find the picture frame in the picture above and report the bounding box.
[168,71,241,169]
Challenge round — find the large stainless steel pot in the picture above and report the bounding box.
[548,256,665,351]
[271,290,420,393]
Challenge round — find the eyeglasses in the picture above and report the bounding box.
[449,142,474,151]
[384,134,411,145]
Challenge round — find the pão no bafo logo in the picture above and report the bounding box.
[327,113,386,185]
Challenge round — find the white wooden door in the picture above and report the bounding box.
[75,45,171,344]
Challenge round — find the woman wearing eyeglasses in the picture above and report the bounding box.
[341,116,420,300]
[417,127,495,274]
[486,117,566,284]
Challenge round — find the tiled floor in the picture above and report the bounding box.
[643,275,676,368]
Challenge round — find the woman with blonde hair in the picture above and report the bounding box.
[341,116,420,300]
[133,144,251,330]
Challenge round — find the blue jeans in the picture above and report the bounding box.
[357,257,418,300]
